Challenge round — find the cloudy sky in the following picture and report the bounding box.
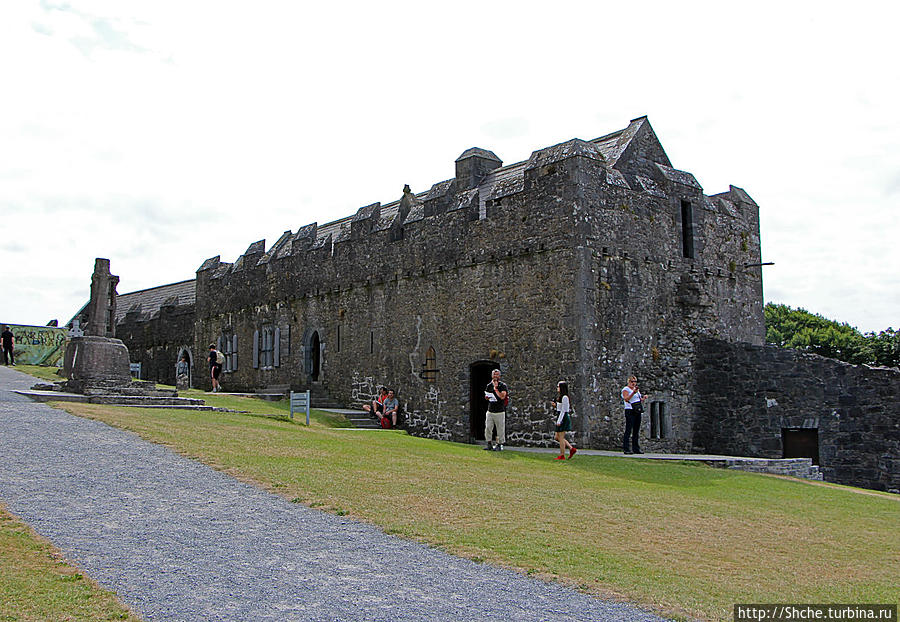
[2,1,898,333]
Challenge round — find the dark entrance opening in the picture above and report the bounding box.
[469,360,500,442]
[177,349,192,388]
[309,331,321,381]
[782,428,819,465]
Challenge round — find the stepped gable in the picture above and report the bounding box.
[232,240,266,271]
[198,255,221,272]
[478,162,527,216]
[284,223,318,257]
[425,179,454,202]
[350,202,382,239]
[259,231,293,265]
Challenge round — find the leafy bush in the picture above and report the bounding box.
[765,303,898,367]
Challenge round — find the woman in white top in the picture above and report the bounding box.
[621,375,646,454]
[550,381,576,460]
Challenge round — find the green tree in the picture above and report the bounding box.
[764,303,873,365]
[861,328,900,368]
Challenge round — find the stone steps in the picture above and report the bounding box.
[710,457,824,480]
[342,411,384,429]
[86,395,207,406]
[308,384,343,409]
[83,387,178,398]
[17,389,218,410]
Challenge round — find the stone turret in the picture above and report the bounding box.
[455,148,502,190]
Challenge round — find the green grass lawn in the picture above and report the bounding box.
[43,394,899,622]
[0,503,140,621]
[12,364,64,384]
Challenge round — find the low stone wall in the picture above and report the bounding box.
[693,339,900,492]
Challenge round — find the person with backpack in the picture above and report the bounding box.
[483,369,508,451]
[208,343,224,392]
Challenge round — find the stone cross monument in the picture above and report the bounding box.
[86,258,119,337]
[63,258,131,390]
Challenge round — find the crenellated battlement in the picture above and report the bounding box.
[109,117,771,466]
[196,117,758,312]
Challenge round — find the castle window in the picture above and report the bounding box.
[423,346,438,383]
[336,325,341,352]
[681,200,694,259]
[649,401,669,439]
[254,327,275,368]
[274,327,282,367]
[220,333,238,372]
[370,331,375,354]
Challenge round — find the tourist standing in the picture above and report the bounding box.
[551,381,576,460]
[208,344,223,392]
[483,369,508,451]
[621,376,646,454]
[1,326,14,366]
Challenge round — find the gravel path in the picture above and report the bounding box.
[0,366,667,621]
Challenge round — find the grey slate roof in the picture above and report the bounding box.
[116,279,196,323]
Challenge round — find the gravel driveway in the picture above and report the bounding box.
[0,366,667,621]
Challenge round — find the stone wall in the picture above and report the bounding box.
[118,303,195,387]
[194,167,582,443]
[693,339,900,492]
[568,142,763,450]
[191,121,763,449]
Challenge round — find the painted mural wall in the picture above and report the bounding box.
[1,324,69,366]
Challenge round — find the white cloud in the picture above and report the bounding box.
[1,1,898,333]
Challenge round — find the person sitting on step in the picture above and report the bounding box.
[381,389,399,428]
[363,387,388,421]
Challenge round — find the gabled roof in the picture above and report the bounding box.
[590,116,672,169]
[115,279,196,324]
[67,278,196,328]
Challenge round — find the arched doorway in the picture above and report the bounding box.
[176,348,192,388]
[309,331,321,381]
[469,360,500,442]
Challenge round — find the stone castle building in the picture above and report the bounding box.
[72,117,898,492]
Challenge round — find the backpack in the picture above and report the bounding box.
[216,350,225,364]
[380,416,392,429]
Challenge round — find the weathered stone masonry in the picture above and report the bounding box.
[89,116,900,491]
[191,117,764,451]
[694,339,900,492]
